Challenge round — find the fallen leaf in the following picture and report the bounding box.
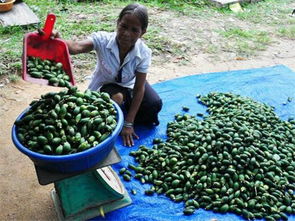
[229,3,243,13]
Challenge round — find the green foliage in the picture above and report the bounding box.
[218,27,271,57]
[0,0,293,79]
[144,27,174,55]
[8,74,21,83]
[220,27,270,42]
[278,26,295,39]
[235,0,294,25]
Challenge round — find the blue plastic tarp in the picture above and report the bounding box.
[95,65,295,221]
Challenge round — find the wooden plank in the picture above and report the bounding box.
[0,2,39,27]
[209,0,263,7]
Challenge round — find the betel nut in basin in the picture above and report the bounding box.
[11,101,123,173]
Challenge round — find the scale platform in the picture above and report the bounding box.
[35,147,121,185]
[51,166,132,221]
[33,147,132,220]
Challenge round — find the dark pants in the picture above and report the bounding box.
[100,82,162,126]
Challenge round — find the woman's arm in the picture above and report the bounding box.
[121,72,146,146]
[39,29,94,55]
[65,39,94,55]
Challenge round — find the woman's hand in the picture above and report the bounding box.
[50,30,61,39]
[37,29,61,39]
[121,126,139,147]
[121,73,146,147]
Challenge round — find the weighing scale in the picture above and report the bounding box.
[35,147,132,221]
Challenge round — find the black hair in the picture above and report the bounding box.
[118,3,148,31]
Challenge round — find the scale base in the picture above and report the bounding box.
[51,187,132,221]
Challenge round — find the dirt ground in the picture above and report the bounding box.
[1,6,295,221]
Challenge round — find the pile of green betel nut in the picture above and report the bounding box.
[119,92,295,221]
[27,56,71,87]
[15,86,117,155]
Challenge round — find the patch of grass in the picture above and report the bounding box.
[0,0,294,78]
[72,53,96,71]
[218,27,271,57]
[132,0,208,11]
[220,27,271,43]
[204,44,219,54]
[0,1,125,78]
[8,74,21,83]
[277,26,295,40]
[0,49,23,77]
[0,25,30,77]
[0,25,23,35]
[221,27,253,39]
[144,26,178,55]
[50,3,121,38]
[236,41,259,57]
[235,0,294,25]
[9,61,22,71]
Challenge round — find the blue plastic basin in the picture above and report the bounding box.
[12,101,123,173]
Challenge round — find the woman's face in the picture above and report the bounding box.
[116,14,146,52]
